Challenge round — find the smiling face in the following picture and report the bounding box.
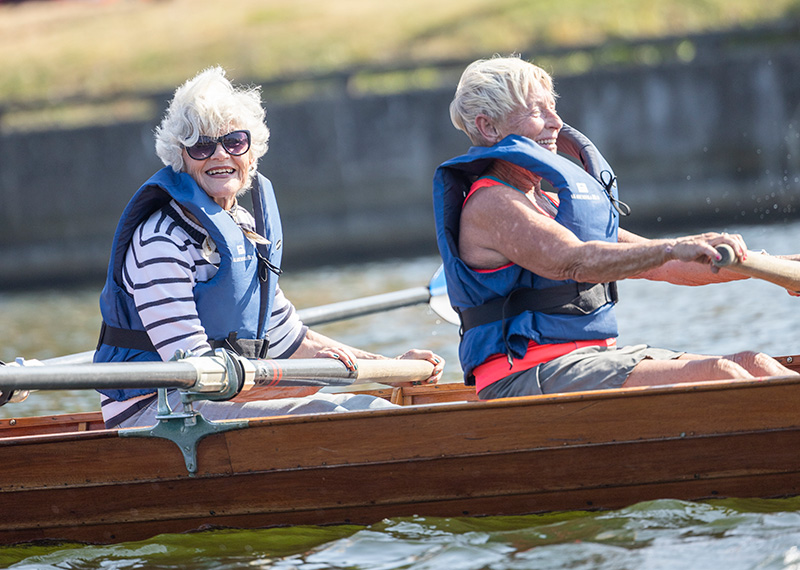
[182,131,254,210]
[499,83,563,153]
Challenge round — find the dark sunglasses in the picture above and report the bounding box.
[184,130,251,160]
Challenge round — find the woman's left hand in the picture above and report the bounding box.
[395,349,445,384]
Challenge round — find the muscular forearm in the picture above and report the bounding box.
[552,239,675,283]
[549,230,754,285]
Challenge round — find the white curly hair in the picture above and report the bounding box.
[154,66,270,191]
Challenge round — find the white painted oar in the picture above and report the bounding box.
[297,264,458,326]
[0,354,434,394]
[39,351,97,366]
[714,245,800,292]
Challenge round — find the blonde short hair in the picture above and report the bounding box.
[154,66,270,188]
[449,56,556,146]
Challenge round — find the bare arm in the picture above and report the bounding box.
[459,184,747,283]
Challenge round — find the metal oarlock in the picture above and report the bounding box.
[0,357,39,406]
[121,349,250,476]
[175,348,245,401]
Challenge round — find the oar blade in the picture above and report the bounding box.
[428,265,460,325]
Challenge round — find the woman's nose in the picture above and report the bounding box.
[209,141,231,158]
[546,108,563,129]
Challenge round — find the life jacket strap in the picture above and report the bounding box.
[458,281,618,333]
[97,323,269,359]
[97,322,157,352]
[208,332,270,359]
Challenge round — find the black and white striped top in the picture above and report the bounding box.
[100,199,307,425]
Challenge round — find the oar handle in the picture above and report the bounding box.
[356,359,434,383]
[247,358,434,388]
[715,244,800,291]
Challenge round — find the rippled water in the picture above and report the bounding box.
[2,220,800,568]
[4,498,800,569]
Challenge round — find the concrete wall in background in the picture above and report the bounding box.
[2,46,799,288]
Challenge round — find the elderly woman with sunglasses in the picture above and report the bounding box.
[94,67,444,429]
[434,56,797,401]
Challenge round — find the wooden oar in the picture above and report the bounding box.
[714,245,800,292]
[0,355,434,394]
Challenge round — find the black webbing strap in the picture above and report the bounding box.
[459,281,618,332]
[97,323,269,359]
[208,332,269,359]
[97,322,157,352]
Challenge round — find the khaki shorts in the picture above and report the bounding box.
[477,344,684,399]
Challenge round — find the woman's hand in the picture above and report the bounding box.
[314,346,359,373]
[395,349,445,385]
[313,342,445,384]
[668,232,748,267]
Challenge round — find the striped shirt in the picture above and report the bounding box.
[100,199,307,425]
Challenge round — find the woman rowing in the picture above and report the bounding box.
[433,55,799,399]
[94,66,444,428]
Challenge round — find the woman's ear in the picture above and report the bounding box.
[475,114,501,144]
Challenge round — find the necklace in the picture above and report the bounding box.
[225,200,271,246]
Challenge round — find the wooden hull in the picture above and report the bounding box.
[2,369,800,545]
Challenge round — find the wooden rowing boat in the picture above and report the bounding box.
[1,354,799,546]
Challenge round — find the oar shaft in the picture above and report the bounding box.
[0,361,201,392]
[715,245,800,291]
[297,287,431,326]
[0,357,435,393]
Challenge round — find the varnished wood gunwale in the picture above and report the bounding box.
[0,382,478,437]
[1,370,800,545]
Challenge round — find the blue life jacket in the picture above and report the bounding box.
[94,167,283,401]
[432,126,622,383]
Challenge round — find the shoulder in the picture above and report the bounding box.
[465,179,518,205]
[465,177,517,202]
[135,201,206,245]
[462,182,544,224]
[126,202,211,274]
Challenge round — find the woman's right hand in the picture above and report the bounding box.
[395,349,445,385]
[666,232,748,266]
[313,346,359,373]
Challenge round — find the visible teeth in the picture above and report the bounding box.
[537,139,556,147]
[207,168,234,175]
